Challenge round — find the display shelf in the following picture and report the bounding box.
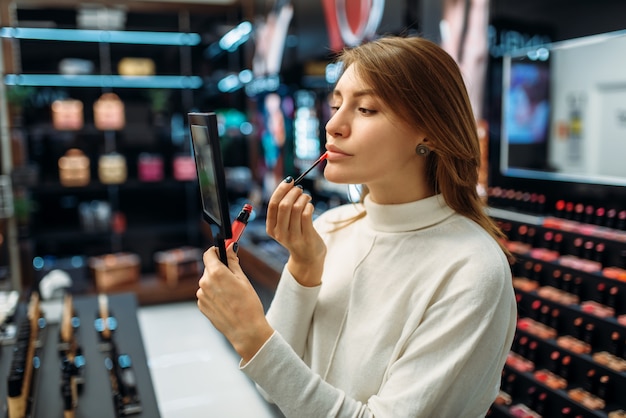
[0,26,201,45]
[101,274,199,306]
[498,201,626,416]
[0,292,161,417]
[4,74,203,89]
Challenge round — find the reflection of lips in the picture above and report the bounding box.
[322,0,385,50]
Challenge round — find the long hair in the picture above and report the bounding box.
[334,36,511,259]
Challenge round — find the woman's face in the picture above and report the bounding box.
[324,64,429,203]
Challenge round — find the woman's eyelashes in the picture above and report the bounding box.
[358,107,376,115]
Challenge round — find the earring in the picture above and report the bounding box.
[416,144,430,156]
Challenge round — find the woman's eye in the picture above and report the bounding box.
[358,107,376,115]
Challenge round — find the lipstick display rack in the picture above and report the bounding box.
[0,292,160,418]
[488,206,626,418]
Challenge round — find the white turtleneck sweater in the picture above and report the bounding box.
[241,194,517,418]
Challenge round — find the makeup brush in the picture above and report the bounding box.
[294,152,328,185]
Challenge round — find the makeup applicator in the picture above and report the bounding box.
[294,152,328,185]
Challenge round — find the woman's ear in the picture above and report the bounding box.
[415,137,434,156]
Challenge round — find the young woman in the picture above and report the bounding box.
[197,35,517,417]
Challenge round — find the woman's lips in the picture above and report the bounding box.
[325,146,351,160]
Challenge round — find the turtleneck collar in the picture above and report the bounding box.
[362,194,455,233]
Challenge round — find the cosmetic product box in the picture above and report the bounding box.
[98,153,127,185]
[137,153,164,182]
[93,92,125,131]
[51,98,84,131]
[58,148,90,187]
[154,247,203,286]
[88,252,140,292]
[172,155,197,181]
[118,57,156,76]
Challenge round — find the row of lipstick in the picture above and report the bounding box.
[514,276,625,323]
[487,186,626,232]
[502,221,626,267]
[505,235,626,283]
[517,316,626,362]
[496,371,624,417]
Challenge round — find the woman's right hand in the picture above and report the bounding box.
[266,177,326,287]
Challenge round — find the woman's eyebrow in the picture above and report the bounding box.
[331,89,376,99]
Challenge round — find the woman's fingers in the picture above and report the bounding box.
[287,193,313,237]
[267,182,310,242]
[266,177,294,233]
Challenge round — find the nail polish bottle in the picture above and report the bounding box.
[618,210,626,230]
[594,207,606,226]
[572,237,584,257]
[516,335,529,357]
[530,300,542,320]
[548,350,561,372]
[593,242,605,265]
[606,208,617,229]
[551,269,562,288]
[532,263,543,283]
[572,317,584,340]
[527,226,537,246]
[584,368,597,393]
[552,233,563,253]
[549,308,560,331]
[574,203,585,222]
[582,240,595,260]
[562,273,573,293]
[571,276,583,297]
[606,286,619,312]
[565,202,574,220]
[597,282,607,304]
[583,323,595,347]
[555,200,566,218]
[523,260,534,279]
[517,224,528,243]
[527,340,538,363]
[536,194,546,214]
[543,231,554,249]
[596,374,610,400]
[584,204,595,224]
[559,355,571,380]
[503,373,517,395]
[609,331,622,356]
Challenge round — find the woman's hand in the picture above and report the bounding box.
[266,177,326,286]
[196,245,274,363]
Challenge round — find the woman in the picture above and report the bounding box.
[197,36,517,417]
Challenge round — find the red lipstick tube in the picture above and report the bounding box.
[225,203,253,248]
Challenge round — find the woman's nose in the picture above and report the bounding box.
[325,112,349,138]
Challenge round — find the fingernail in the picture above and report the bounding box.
[283,176,293,183]
[296,185,303,190]
[233,242,239,253]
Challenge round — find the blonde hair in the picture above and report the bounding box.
[333,36,511,259]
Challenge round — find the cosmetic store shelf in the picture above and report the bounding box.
[492,196,626,417]
[0,292,161,417]
[503,364,609,417]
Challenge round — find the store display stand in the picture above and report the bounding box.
[0,292,160,418]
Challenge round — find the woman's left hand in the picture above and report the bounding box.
[196,245,274,363]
